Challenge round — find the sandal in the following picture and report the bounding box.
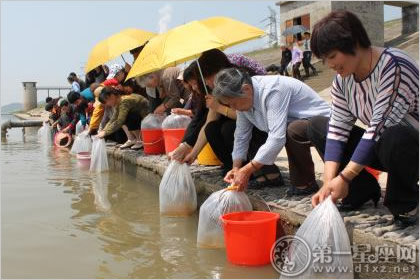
[248,165,284,189]
[286,181,319,196]
[119,139,136,149]
[131,141,143,150]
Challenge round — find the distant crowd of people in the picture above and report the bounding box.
[266,31,317,81]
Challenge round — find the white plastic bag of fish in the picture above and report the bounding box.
[197,186,252,248]
[280,196,353,279]
[90,137,109,172]
[141,113,166,130]
[70,131,92,154]
[38,122,52,146]
[159,160,197,216]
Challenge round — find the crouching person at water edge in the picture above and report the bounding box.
[212,68,330,194]
[308,11,419,228]
[96,86,149,150]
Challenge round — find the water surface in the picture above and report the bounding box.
[1,116,278,279]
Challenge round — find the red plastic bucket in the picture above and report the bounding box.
[141,129,165,155]
[162,128,186,154]
[54,132,72,148]
[366,167,381,180]
[221,211,280,266]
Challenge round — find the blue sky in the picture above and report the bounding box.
[1,1,402,105]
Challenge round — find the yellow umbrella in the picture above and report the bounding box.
[126,17,265,80]
[85,28,156,73]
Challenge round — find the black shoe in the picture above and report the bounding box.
[248,173,284,189]
[338,170,381,211]
[394,209,418,228]
[286,181,319,196]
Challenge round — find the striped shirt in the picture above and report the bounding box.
[325,48,419,165]
[232,75,330,165]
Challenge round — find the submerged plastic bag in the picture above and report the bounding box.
[75,120,84,135]
[70,131,92,154]
[92,173,111,211]
[38,122,52,146]
[141,113,166,130]
[162,113,191,129]
[197,186,252,248]
[159,160,197,216]
[90,137,109,172]
[280,196,353,279]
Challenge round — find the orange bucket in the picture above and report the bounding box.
[162,128,186,154]
[141,129,165,155]
[221,211,280,266]
[366,167,381,180]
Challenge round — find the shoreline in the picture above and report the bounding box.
[106,145,419,279]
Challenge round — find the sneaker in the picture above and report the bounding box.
[131,141,143,150]
[119,139,136,149]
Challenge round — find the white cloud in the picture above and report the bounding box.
[158,4,172,34]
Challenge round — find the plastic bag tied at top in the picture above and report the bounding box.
[162,113,191,129]
[141,113,166,130]
[197,187,253,248]
[159,160,197,216]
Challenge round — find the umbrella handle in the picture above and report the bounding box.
[121,54,127,64]
[196,59,209,95]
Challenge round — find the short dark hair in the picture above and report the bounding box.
[198,49,233,78]
[98,86,122,104]
[123,78,142,93]
[67,91,80,104]
[311,10,371,58]
[183,61,198,82]
[304,31,311,35]
[45,102,54,112]
[45,97,53,103]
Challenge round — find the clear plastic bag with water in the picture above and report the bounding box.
[197,186,253,248]
[38,122,52,146]
[162,113,191,129]
[90,137,109,172]
[159,160,197,216]
[280,196,354,279]
[141,113,166,130]
[92,173,111,211]
[70,131,92,154]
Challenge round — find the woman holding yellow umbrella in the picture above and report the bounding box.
[126,17,287,187]
[85,28,155,136]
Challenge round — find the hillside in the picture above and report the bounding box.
[1,102,23,114]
